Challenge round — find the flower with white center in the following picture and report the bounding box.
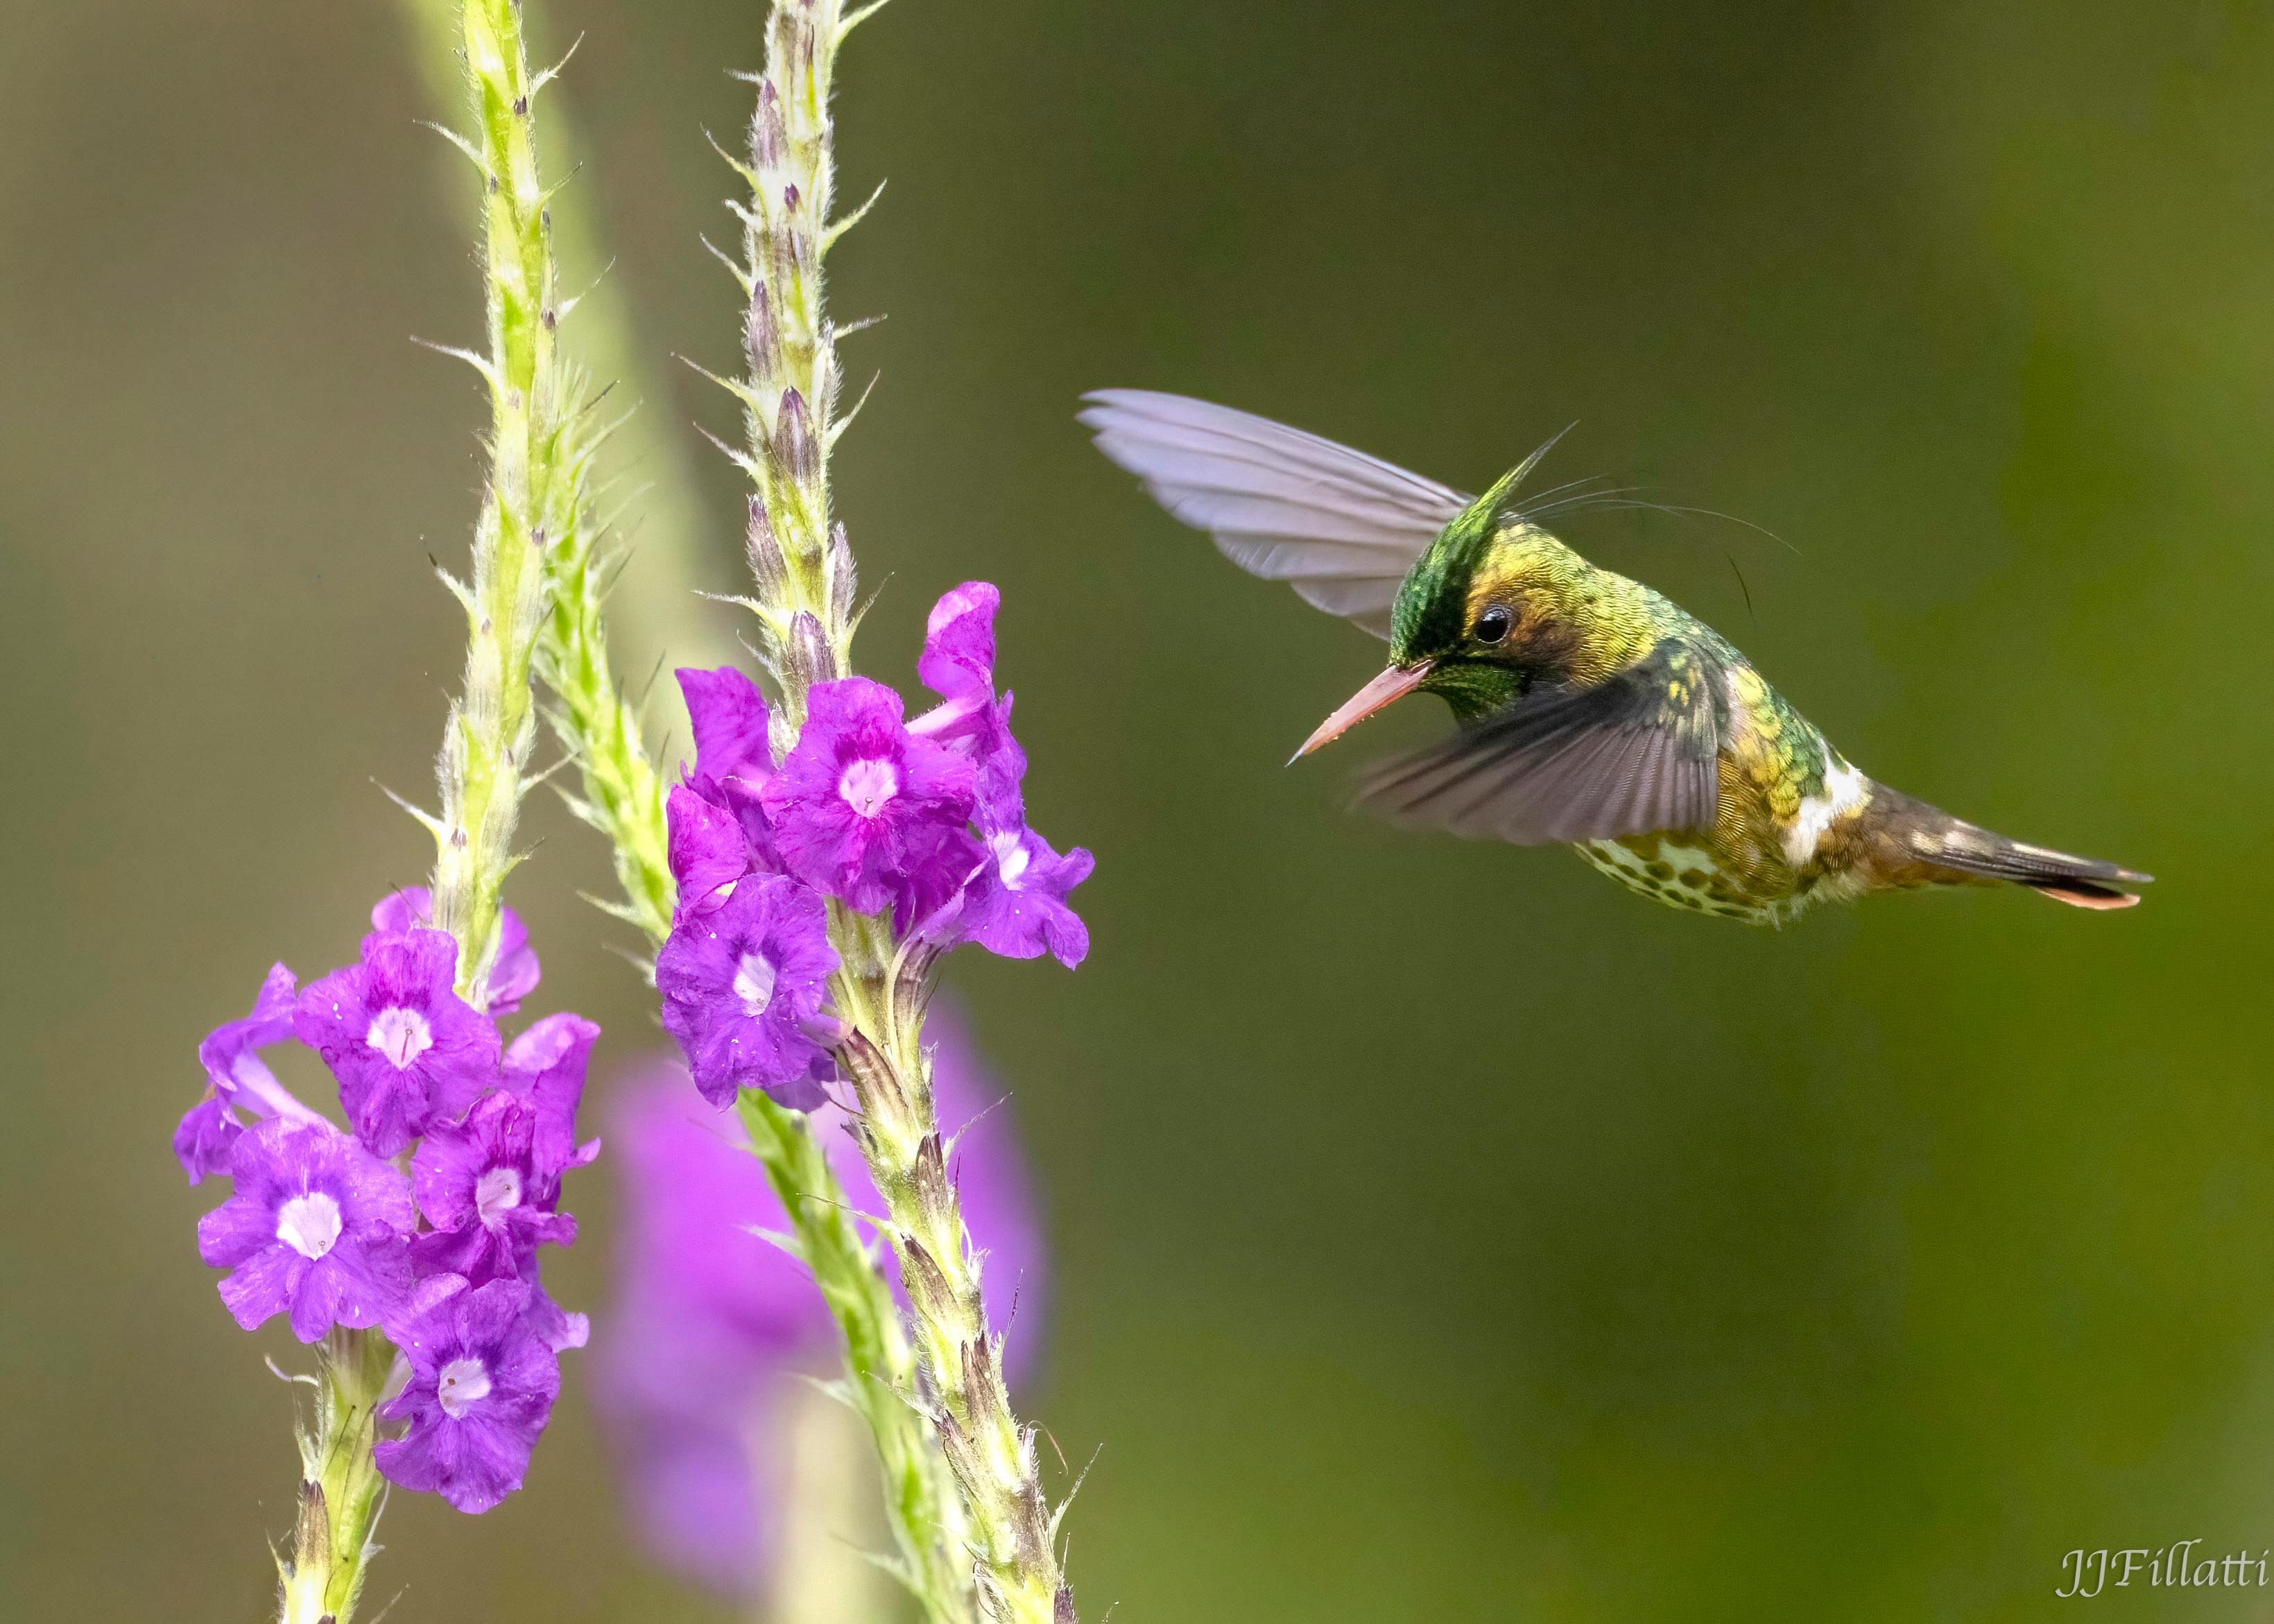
[275,1191,343,1260]
[992,829,1032,889]
[939,824,1094,969]
[656,874,840,1109]
[437,1356,492,1418]
[475,1166,522,1225]
[366,1005,435,1070]
[196,1116,413,1343]
[378,1278,561,1514]
[411,1090,579,1288]
[836,757,900,818]
[759,677,977,921]
[732,951,777,1016]
[295,928,501,1157]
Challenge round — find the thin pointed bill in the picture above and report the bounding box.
[1290,662,1434,763]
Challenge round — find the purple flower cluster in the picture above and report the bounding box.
[596,1010,1045,1599]
[179,890,599,1514]
[659,582,1092,1108]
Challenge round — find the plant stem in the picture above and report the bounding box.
[396,0,735,686]
[393,8,974,1616]
[273,11,579,1621]
[725,7,1076,1620]
[394,0,722,951]
[422,0,589,1008]
[740,1089,974,1622]
[275,1329,393,1624]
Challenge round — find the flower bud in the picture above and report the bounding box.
[750,81,786,172]
[786,610,835,689]
[776,388,818,488]
[745,495,788,598]
[744,284,778,388]
[827,522,857,621]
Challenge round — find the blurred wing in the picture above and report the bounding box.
[1355,639,1726,845]
[1080,389,1470,639]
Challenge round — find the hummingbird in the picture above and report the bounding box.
[1080,390,2151,924]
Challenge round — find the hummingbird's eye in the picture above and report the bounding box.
[1472,605,1513,645]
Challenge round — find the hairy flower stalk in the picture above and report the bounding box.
[275,1329,392,1624]
[420,0,590,1005]
[268,7,591,1618]
[532,488,677,945]
[737,1087,976,1621]
[397,8,976,1614]
[710,7,1079,1621]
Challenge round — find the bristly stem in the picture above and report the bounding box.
[739,1089,976,1623]
[395,0,701,953]
[394,6,975,1614]
[419,0,592,1010]
[275,1329,393,1624]
[275,8,580,1618]
[721,6,1077,1621]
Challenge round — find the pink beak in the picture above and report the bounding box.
[1290,662,1434,763]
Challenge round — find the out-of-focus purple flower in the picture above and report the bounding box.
[944,825,1094,969]
[178,962,327,1184]
[655,876,838,1110]
[409,1091,579,1286]
[759,677,976,920]
[371,887,540,1015]
[595,1009,1045,1599]
[667,784,750,923]
[503,1012,604,1177]
[196,1117,414,1342]
[376,1277,561,1514]
[295,930,501,1156]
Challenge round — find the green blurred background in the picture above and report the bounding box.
[3,1,2271,1618]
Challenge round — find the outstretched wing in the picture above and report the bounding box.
[1080,389,1470,639]
[1355,638,1727,845]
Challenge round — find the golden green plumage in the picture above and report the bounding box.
[1380,487,2142,921]
[1081,388,2151,921]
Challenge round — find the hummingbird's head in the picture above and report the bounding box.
[1293,461,1596,759]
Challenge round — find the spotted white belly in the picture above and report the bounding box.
[1573,836,1790,925]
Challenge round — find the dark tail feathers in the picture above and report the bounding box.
[1927,822,2153,911]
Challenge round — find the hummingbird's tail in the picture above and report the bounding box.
[1881,790,2153,910]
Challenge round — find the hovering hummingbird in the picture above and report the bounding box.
[1080,390,2151,924]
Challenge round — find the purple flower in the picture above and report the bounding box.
[667,783,750,923]
[175,1093,247,1187]
[371,887,540,1015]
[945,824,1094,968]
[596,1008,1044,1599]
[179,962,325,1183]
[910,582,1026,826]
[295,929,501,1156]
[376,1277,561,1514]
[656,875,838,1109]
[196,1117,414,1342]
[901,585,1095,963]
[677,666,785,871]
[759,677,976,920]
[678,666,775,799]
[915,581,998,713]
[409,1091,579,1286]
[503,1012,603,1179]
